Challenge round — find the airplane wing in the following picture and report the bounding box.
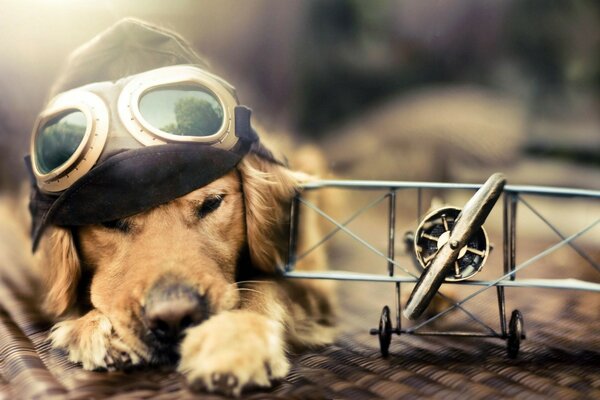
[283,271,600,292]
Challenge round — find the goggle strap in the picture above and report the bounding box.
[25,155,58,251]
[23,155,36,186]
[23,155,37,243]
[234,105,287,167]
[234,106,259,144]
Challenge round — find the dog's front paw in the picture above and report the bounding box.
[49,310,142,371]
[179,311,290,397]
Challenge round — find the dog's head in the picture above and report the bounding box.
[39,152,302,362]
[29,19,307,362]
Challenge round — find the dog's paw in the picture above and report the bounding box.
[178,311,290,397]
[49,310,142,371]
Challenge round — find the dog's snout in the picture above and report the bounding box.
[144,283,209,342]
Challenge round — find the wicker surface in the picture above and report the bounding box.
[1,239,599,399]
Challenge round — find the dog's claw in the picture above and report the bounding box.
[121,351,132,365]
[189,378,207,393]
[227,375,237,387]
[264,361,273,379]
[210,373,238,396]
[104,353,115,370]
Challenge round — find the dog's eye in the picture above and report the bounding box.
[197,195,224,218]
[101,218,131,232]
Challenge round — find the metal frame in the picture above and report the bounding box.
[282,179,600,357]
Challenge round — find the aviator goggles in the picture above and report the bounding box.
[31,65,251,193]
[26,64,278,251]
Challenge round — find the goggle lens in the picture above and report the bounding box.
[139,85,224,137]
[35,110,87,174]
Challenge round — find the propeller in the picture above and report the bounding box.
[404,173,506,320]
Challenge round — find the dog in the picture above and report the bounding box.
[24,19,336,396]
[40,150,335,395]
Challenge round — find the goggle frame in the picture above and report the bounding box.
[31,65,241,193]
[30,90,110,192]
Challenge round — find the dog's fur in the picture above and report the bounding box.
[36,148,336,395]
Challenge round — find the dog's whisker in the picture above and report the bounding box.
[234,288,266,296]
[234,280,275,286]
[235,287,265,293]
[234,280,264,285]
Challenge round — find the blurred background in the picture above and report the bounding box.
[0,0,598,192]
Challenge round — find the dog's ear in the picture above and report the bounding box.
[38,226,81,317]
[237,153,304,274]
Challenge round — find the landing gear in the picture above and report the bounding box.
[377,306,392,357]
[370,305,393,357]
[507,309,525,358]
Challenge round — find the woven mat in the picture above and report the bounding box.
[1,238,599,399]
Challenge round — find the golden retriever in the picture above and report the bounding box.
[17,18,337,396]
[39,149,335,395]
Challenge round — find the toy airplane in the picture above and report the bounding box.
[281,173,600,358]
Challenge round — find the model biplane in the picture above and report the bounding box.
[280,173,600,358]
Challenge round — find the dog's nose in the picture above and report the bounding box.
[144,283,209,342]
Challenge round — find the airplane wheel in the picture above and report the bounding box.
[507,309,524,359]
[378,305,392,357]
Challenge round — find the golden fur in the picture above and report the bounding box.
[38,151,336,396]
